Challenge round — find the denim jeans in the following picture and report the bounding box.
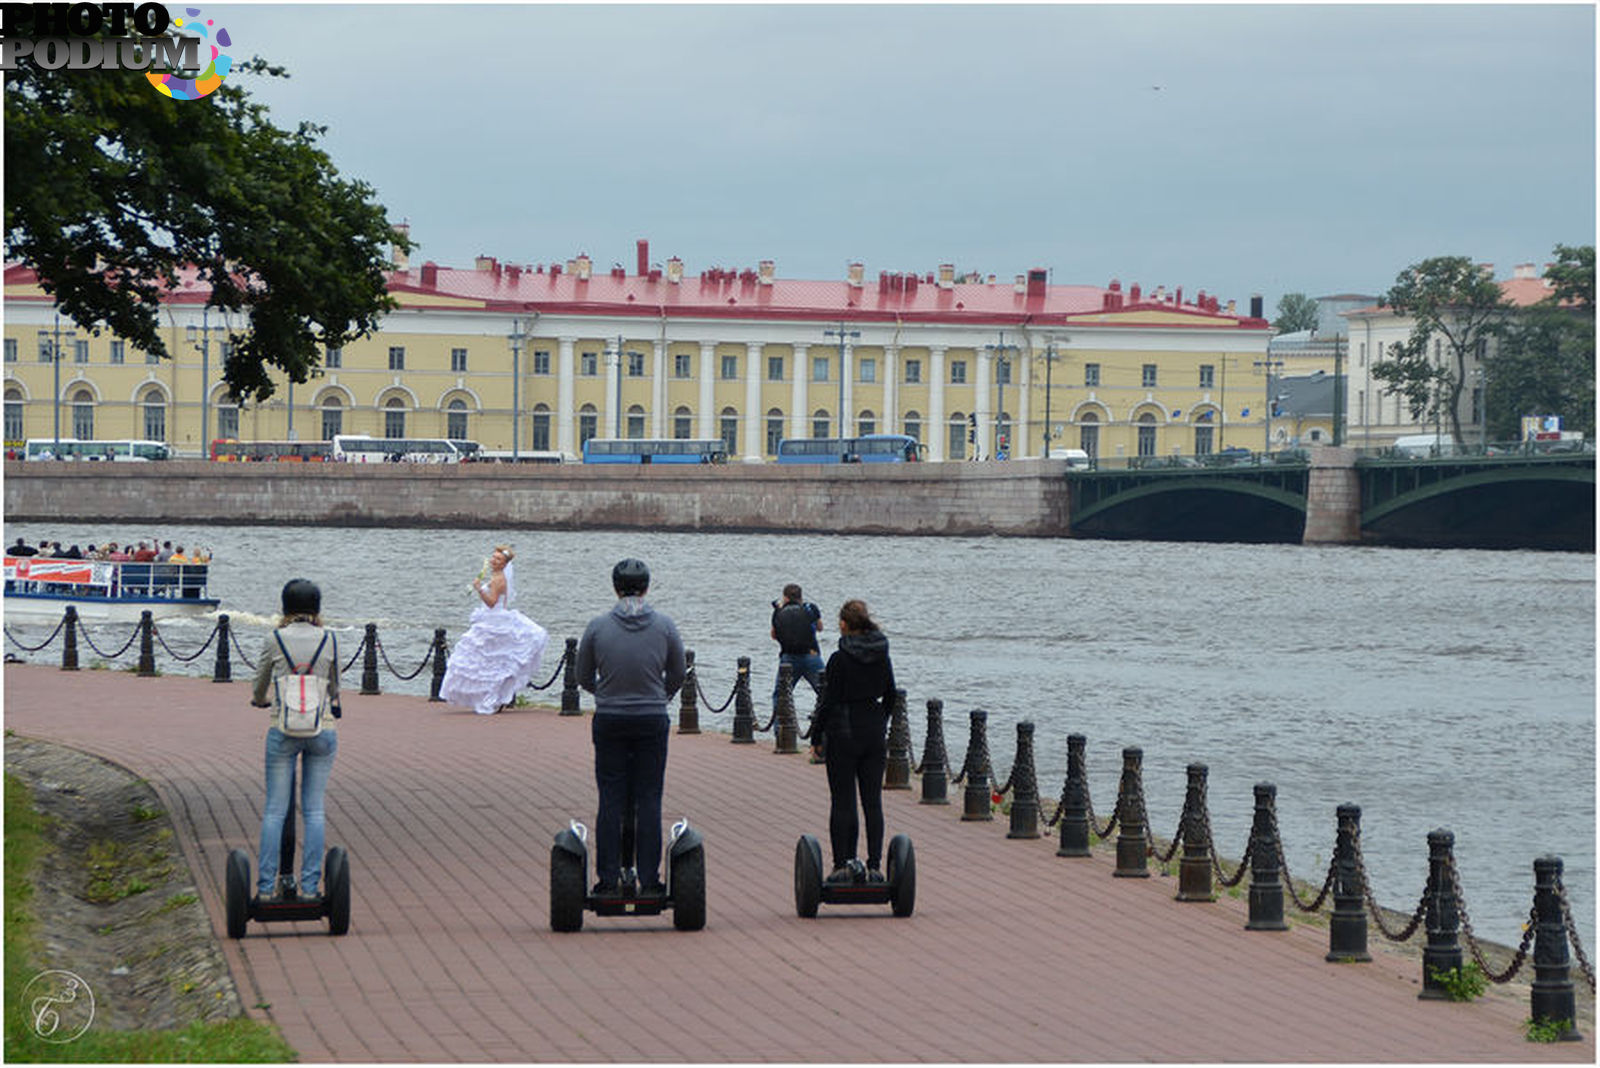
[258,727,338,896]
[592,713,669,888]
[772,651,825,712]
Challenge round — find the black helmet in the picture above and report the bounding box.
[611,558,650,597]
[281,578,321,617]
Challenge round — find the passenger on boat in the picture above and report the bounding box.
[7,537,36,557]
[438,545,549,715]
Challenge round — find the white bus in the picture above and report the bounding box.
[330,435,470,463]
[24,438,171,461]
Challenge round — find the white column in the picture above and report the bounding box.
[604,344,621,437]
[790,345,809,439]
[928,345,947,461]
[841,342,854,436]
[697,341,716,438]
[650,339,667,439]
[557,336,576,455]
[743,342,762,460]
[882,343,899,437]
[975,349,992,460]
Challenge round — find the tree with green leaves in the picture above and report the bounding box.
[1371,256,1512,446]
[1272,292,1319,335]
[1485,245,1595,440]
[4,32,408,402]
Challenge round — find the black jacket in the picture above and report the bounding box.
[810,630,895,749]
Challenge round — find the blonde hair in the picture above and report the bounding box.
[494,544,515,561]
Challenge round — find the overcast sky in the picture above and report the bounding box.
[222,3,1594,317]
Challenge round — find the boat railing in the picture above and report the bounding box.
[3,557,211,600]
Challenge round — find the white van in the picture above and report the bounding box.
[1048,448,1092,468]
[1391,434,1458,458]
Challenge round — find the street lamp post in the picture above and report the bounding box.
[608,336,645,439]
[1252,357,1284,454]
[823,322,859,439]
[184,311,214,456]
[38,314,76,456]
[1039,336,1066,457]
[507,318,526,460]
[986,332,1020,460]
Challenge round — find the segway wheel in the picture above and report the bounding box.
[224,849,251,939]
[671,844,707,932]
[794,834,823,918]
[550,844,585,932]
[324,847,351,936]
[887,834,916,918]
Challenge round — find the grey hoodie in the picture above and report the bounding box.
[576,598,687,716]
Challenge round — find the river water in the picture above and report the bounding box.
[6,524,1594,951]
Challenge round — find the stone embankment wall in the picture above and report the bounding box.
[2,460,1076,537]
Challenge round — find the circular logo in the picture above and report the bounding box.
[147,7,234,100]
[21,970,95,1043]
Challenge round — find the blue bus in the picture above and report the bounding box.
[775,434,924,464]
[581,438,729,464]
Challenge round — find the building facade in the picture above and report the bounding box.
[4,246,1276,461]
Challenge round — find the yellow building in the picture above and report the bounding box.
[4,247,1273,462]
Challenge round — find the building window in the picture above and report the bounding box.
[1079,413,1099,459]
[812,356,829,383]
[947,413,966,460]
[388,346,405,371]
[109,340,124,364]
[674,352,691,378]
[628,352,646,377]
[904,359,921,384]
[950,360,967,384]
[719,408,738,454]
[447,399,469,440]
[1199,364,1215,390]
[578,405,597,446]
[1142,364,1157,388]
[859,358,876,384]
[673,406,692,440]
[3,338,15,362]
[37,336,50,362]
[1194,424,1214,455]
[812,410,830,438]
[451,347,468,373]
[533,349,551,375]
[720,354,738,380]
[1137,413,1157,456]
[142,389,166,441]
[384,398,406,438]
[72,389,95,438]
[627,405,646,439]
[581,351,598,376]
[321,399,342,441]
[857,411,875,436]
[903,410,922,442]
[766,409,784,454]
[325,346,341,369]
[73,340,89,363]
[767,355,784,381]
[1084,363,1100,387]
[217,400,239,440]
[5,388,23,439]
[531,405,551,450]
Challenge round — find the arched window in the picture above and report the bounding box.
[216,392,240,440]
[811,408,830,440]
[765,407,784,455]
[718,406,738,454]
[947,411,967,461]
[139,387,165,441]
[531,403,551,451]
[857,409,876,437]
[627,404,647,440]
[446,397,469,442]
[673,405,693,440]
[578,403,597,447]
[1078,410,1100,459]
[1137,411,1157,457]
[902,410,922,443]
[320,395,343,441]
[1193,408,1215,456]
[384,396,406,439]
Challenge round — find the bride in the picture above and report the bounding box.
[439,545,549,715]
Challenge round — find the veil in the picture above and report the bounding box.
[502,561,517,608]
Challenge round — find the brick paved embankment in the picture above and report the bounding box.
[3,665,1588,1062]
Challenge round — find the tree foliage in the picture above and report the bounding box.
[1372,256,1511,445]
[1272,292,1319,335]
[1485,245,1595,440]
[4,34,409,402]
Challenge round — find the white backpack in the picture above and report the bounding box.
[272,630,334,737]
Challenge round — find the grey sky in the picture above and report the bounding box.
[228,3,1595,317]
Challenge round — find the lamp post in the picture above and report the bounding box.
[184,311,215,456]
[1038,336,1066,457]
[986,332,1020,460]
[823,322,859,439]
[38,314,76,457]
[507,318,526,459]
[1252,357,1284,454]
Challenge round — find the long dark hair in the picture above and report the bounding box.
[838,599,879,633]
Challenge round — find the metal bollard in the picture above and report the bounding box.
[918,698,949,804]
[884,688,911,789]
[137,610,156,676]
[560,637,581,715]
[1418,828,1463,998]
[1245,783,1288,930]
[1325,803,1370,960]
[1056,734,1091,857]
[1176,763,1213,901]
[359,623,380,694]
[1113,747,1149,877]
[212,613,232,683]
[773,663,799,754]
[61,605,79,671]
[428,628,447,701]
[1530,855,1582,1039]
[730,657,754,743]
[1006,721,1041,839]
[960,709,993,821]
[677,649,699,734]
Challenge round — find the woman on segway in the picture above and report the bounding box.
[808,599,896,884]
[250,578,341,902]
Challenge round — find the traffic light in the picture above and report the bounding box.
[967,413,976,444]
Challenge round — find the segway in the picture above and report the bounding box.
[793,832,915,917]
[550,817,706,932]
[224,785,351,938]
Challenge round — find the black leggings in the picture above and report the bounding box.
[823,714,888,869]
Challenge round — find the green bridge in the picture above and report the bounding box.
[1067,450,1595,551]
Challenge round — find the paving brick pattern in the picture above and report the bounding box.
[4,665,1589,1062]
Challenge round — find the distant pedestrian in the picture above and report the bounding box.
[770,583,824,713]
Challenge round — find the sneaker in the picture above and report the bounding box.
[825,866,854,885]
[866,868,887,884]
[257,886,281,904]
[638,882,667,899]
[592,880,619,897]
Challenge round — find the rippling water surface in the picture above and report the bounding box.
[7,524,1594,949]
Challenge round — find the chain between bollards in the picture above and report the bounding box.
[884,688,911,788]
[677,649,700,733]
[918,698,949,804]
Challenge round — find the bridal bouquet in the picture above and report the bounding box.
[469,557,489,594]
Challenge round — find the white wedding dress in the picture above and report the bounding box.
[439,562,549,715]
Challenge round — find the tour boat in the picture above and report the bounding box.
[3,556,220,624]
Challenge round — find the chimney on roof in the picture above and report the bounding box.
[1226,299,1236,316]
[507,264,521,283]
[1014,274,1026,294]
[1513,262,1537,280]
[637,239,649,277]
[1027,268,1047,299]
[758,260,775,286]
[1249,294,1263,319]
[1153,284,1166,302]
[1129,283,1141,302]
[847,262,864,288]
[666,257,683,284]
[937,263,955,290]
[475,255,497,272]
[390,222,410,272]
[575,254,592,281]
[420,261,438,288]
